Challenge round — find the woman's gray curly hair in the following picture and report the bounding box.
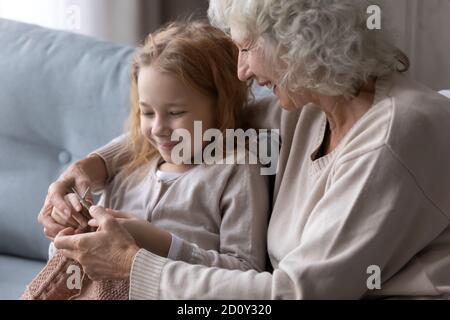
[208,0,409,97]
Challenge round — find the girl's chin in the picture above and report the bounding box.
[159,150,173,159]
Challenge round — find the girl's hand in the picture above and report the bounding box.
[50,193,91,232]
[88,209,171,258]
[38,155,107,240]
[87,209,139,228]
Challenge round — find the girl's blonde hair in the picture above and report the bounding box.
[114,21,248,175]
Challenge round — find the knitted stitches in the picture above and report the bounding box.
[21,250,128,300]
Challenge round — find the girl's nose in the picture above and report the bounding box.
[152,116,170,137]
[237,52,254,82]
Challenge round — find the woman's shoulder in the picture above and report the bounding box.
[386,73,450,153]
[388,73,450,116]
[339,73,450,158]
[389,73,448,101]
[338,73,450,218]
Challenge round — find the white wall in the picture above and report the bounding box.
[0,0,65,29]
[1,0,448,89]
[381,0,450,90]
[0,0,160,45]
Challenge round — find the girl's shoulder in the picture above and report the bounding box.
[195,153,269,185]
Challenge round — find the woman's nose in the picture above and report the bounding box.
[237,52,254,81]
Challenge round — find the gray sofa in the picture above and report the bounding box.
[0,18,133,299]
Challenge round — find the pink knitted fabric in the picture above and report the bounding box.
[21,250,128,300]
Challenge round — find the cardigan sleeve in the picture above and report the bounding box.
[88,134,131,182]
[129,146,447,299]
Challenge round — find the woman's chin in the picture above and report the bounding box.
[273,88,296,110]
[277,98,297,111]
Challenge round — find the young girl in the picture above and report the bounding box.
[22,21,269,300]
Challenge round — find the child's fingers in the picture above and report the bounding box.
[74,226,87,234]
[84,190,94,204]
[47,181,72,217]
[65,194,88,228]
[42,217,66,240]
[52,211,78,228]
[65,193,82,212]
[51,206,79,228]
[71,211,88,229]
[88,218,99,228]
[56,227,76,238]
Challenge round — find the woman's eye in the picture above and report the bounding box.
[240,49,249,53]
[141,111,154,117]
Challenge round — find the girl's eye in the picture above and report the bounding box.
[141,111,154,117]
[240,49,249,53]
[170,111,186,116]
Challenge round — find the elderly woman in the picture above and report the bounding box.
[39,0,450,299]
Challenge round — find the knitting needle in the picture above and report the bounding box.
[71,187,92,220]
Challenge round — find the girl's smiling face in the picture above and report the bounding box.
[138,66,216,165]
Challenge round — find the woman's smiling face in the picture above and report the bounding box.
[231,31,300,111]
[138,66,216,164]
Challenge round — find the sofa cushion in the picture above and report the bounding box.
[0,254,46,299]
[0,18,134,261]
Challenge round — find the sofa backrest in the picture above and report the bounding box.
[0,18,134,261]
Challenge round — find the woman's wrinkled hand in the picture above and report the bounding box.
[54,205,140,281]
